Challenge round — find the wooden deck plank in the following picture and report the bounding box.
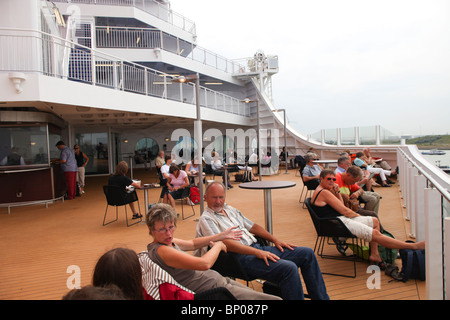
[0,168,424,300]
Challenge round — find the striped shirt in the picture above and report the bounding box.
[194,204,256,256]
[138,251,193,300]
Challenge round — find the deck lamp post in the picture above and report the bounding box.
[172,73,204,213]
[272,108,288,174]
[243,98,262,181]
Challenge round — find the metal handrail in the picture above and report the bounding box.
[0,28,249,117]
[95,26,245,73]
[399,147,450,202]
[52,0,197,35]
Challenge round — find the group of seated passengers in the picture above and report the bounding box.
[92,149,419,300]
[311,168,424,268]
[300,150,424,267]
[64,181,331,300]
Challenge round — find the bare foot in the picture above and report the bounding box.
[413,241,425,250]
[368,254,382,263]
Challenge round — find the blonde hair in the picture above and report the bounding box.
[146,203,178,234]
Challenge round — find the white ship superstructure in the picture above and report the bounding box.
[1,0,415,174]
[1,1,450,299]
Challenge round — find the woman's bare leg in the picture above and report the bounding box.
[129,202,138,215]
[372,230,425,250]
[167,194,176,210]
[368,218,425,263]
[368,218,382,262]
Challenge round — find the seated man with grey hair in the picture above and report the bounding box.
[336,166,381,215]
[195,181,329,300]
[301,153,323,190]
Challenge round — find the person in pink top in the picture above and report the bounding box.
[164,164,190,211]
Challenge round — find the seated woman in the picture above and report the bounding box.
[311,169,425,267]
[185,158,204,186]
[164,164,190,210]
[108,161,142,219]
[92,247,144,300]
[302,153,323,190]
[146,203,281,300]
[354,152,395,187]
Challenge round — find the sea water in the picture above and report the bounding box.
[421,149,450,174]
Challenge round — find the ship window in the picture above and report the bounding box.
[172,137,197,165]
[135,137,159,163]
[0,125,50,167]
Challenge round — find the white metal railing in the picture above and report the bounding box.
[398,145,450,300]
[95,26,245,74]
[0,28,249,117]
[53,0,196,35]
[310,125,403,147]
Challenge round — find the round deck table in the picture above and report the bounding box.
[239,181,296,234]
[136,183,158,214]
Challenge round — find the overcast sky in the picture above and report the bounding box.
[170,0,450,137]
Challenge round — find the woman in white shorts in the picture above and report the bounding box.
[311,169,425,267]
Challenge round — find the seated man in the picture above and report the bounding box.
[211,152,232,189]
[335,156,351,174]
[336,156,372,191]
[155,150,165,170]
[336,166,382,215]
[160,155,172,180]
[195,181,329,300]
[159,155,172,199]
[302,153,323,190]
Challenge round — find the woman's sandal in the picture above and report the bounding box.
[385,264,407,282]
[369,259,387,271]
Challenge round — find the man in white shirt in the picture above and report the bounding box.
[195,181,329,300]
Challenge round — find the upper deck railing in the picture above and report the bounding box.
[95,26,245,74]
[0,28,249,117]
[53,0,197,35]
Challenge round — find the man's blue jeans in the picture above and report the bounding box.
[237,243,329,300]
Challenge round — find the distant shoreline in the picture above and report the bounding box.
[406,134,450,150]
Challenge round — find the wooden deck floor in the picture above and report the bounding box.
[0,168,425,300]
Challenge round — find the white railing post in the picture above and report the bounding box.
[414,174,427,241]
[445,217,450,300]
[375,125,380,146]
[162,74,167,99]
[355,127,360,146]
[113,61,118,89]
[144,68,148,95]
[424,188,444,300]
[405,163,414,221]
[337,128,341,147]
[408,165,418,237]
